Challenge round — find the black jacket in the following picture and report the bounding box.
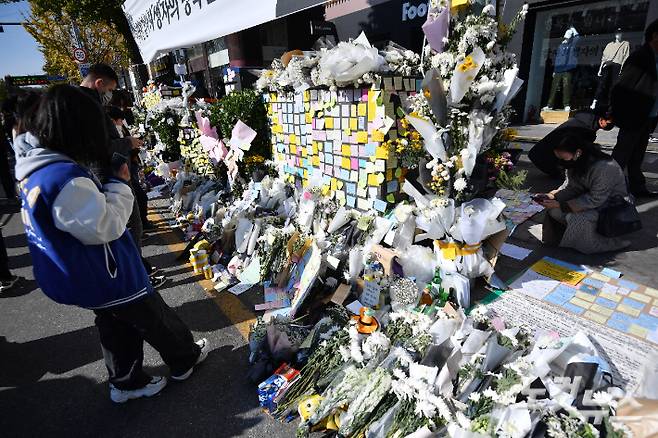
[611,44,658,129]
[528,110,599,176]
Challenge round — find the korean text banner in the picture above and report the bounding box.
[122,0,329,63]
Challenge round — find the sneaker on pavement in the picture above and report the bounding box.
[150,275,169,289]
[171,338,209,381]
[110,376,167,403]
[0,275,20,292]
[148,265,163,277]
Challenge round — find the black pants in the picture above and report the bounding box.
[0,228,12,279]
[134,181,149,225]
[94,292,200,390]
[0,141,16,200]
[612,117,658,193]
[594,62,621,107]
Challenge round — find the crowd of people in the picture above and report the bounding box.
[0,18,657,404]
[1,64,208,403]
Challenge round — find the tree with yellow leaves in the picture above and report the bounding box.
[23,1,130,82]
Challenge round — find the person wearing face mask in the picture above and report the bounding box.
[79,64,149,269]
[536,135,632,254]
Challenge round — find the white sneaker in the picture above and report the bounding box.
[171,338,209,381]
[564,106,571,111]
[110,376,167,403]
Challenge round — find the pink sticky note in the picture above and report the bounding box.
[362,89,369,102]
[351,158,359,170]
[359,145,367,156]
[324,164,333,175]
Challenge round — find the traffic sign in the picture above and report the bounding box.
[72,47,87,63]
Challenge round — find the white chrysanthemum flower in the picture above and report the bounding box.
[468,392,481,403]
[592,391,617,408]
[454,178,468,192]
[482,4,496,15]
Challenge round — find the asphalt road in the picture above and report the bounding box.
[1,148,658,437]
[0,202,297,438]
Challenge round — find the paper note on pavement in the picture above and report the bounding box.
[500,243,532,260]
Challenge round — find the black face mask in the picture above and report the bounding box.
[559,159,578,169]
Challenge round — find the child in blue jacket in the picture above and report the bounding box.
[14,85,208,403]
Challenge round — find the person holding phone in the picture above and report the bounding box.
[535,135,632,254]
[13,85,208,403]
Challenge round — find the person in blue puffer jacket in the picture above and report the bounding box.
[14,85,209,403]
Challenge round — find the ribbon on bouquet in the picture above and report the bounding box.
[434,240,481,260]
[225,120,257,183]
[194,110,228,163]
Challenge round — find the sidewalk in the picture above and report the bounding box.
[510,123,658,152]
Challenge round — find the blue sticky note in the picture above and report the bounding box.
[346,195,356,208]
[324,141,332,151]
[553,284,577,300]
[595,297,617,309]
[373,199,387,213]
[579,284,599,295]
[607,318,631,332]
[622,297,646,310]
[325,154,333,165]
[359,159,367,168]
[582,278,604,289]
[340,169,350,180]
[323,175,331,185]
[636,314,658,330]
[562,302,586,315]
[609,311,633,323]
[346,183,356,195]
[617,279,639,290]
[387,180,399,192]
[365,144,376,156]
[546,292,571,306]
[601,268,622,279]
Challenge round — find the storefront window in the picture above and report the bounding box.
[524,0,651,119]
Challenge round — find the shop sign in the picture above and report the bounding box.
[402,1,429,21]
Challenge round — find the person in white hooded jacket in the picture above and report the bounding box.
[14,85,209,403]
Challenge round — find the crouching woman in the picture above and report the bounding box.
[538,135,632,254]
[14,85,208,403]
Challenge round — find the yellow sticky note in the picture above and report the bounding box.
[628,324,649,338]
[645,287,658,298]
[350,105,357,118]
[273,124,283,134]
[321,185,330,196]
[303,90,310,102]
[617,304,641,317]
[325,117,334,129]
[350,118,358,131]
[356,132,369,144]
[301,148,308,158]
[305,112,312,124]
[368,174,379,186]
[590,304,613,317]
[599,291,621,303]
[312,143,319,155]
[629,292,651,304]
[569,297,592,310]
[583,311,607,324]
[357,103,367,116]
[368,90,377,121]
[589,272,610,282]
[375,146,389,160]
[289,134,297,144]
[290,145,297,155]
[312,156,320,166]
[386,169,393,181]
[302,179,308,188]
[531,259,586,285]
[303,169,308,179]
[272,116,279,124]
[336,180,344,189]
[372,129,385,142]
[342,144,351,156]
[330,178,337,191]
[575,292,596,303]
[342,157,351,169]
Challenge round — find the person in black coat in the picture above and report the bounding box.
[610,19,658,197]
[528,109,614,177]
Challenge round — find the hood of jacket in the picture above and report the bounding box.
[14,132,74,181]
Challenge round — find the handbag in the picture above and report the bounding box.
[596,194,642,237]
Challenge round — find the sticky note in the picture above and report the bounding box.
[350,158,359,170]
[589,303,614,317]
[575,291,596,303]
[600,268,622,279]
[598,291,622,303]
[349,118,358,131]
[356,131,369,144]
[342,144,351,156]
[373,199,387,212]
[617,279,639,290]
[570,297,592,310]
[368,174,379,186]
[629,324,649,338]
[562,302,586,315]
[387,194,396,203]
[375,146,389,159]
[346,195,356,208]
[594,297,617,309]
[584,311,608,325]
[372,130,385,142]
[325,117,334,129]
[617,304,642,317]
[628,292,651,304]
[644,287,658,298]
[357,103,367,116]
[341,157,351,169]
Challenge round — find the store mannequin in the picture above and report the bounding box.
[544,26,580,112]
[591,29,630,110]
